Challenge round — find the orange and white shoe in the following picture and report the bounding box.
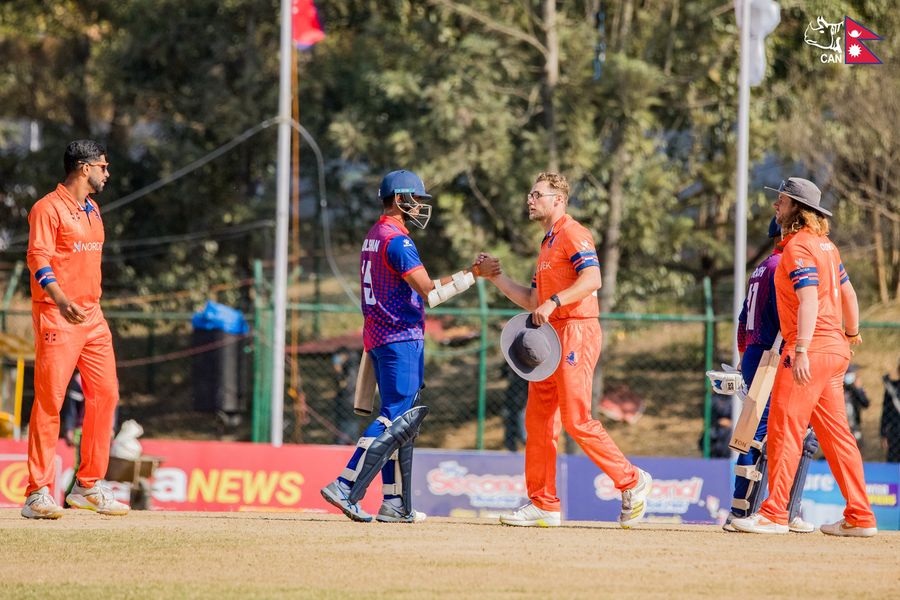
[66,481,129,516]
[820,519,877,538]
[21,487,64,520]
[618,469,653,528]
[731,513,788,534]
[499,502,561,527]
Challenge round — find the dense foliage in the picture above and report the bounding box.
[1,0,897,314]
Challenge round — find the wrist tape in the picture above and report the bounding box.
[427,271,475,308]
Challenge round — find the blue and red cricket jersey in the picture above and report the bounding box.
[738,249,782,353]
[360,215,425,352]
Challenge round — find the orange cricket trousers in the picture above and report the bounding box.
[525,318,638,512]
[27,302,119,496]
[760,351,876,527]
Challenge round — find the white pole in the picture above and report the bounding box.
[733,0,751,425]
[271,0,292,447]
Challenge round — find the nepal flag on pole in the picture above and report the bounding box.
[844,17,881,64]
[292,0,325,50]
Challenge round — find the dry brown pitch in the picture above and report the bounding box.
[1,509,898,599]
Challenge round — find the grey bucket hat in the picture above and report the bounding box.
[764,177,832,217]
[500,313,562,382]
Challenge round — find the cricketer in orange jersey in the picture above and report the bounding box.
[21,140,128,520]
[477,172,652,529]
[733,178,876,537]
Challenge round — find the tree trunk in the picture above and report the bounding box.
[543,0,559,172]
[893,218,900,301]
[66,35,92,134]
[600,130,628,312]
[873,208,890,304]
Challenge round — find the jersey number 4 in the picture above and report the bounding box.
[362,259,376,305]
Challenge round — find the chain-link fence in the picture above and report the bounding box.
[259,282,724,458]
[3,284,899,461]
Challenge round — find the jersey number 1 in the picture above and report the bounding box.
[746,282,759,331]
[362,260,376,305]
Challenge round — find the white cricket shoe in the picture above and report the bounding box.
[21,487,64,520]
[66,481,129,516]
[376,501,427,523]
[788,515,816,533]
[618,468,653,528]
[820,519,877,538]
[731,513,788,534]
[499,502,561,527]
[320,481,372,522]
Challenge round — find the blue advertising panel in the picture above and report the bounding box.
[411,450,899,530]
[801,460,900,530]
[564,456,733,524]
[413,450,531,519]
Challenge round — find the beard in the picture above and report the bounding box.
[88,174,106,194]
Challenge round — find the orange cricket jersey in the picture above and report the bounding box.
[774,229,850,357]
[27,183,105,306]
[531,214,600,321]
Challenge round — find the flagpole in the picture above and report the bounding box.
[732,0,751,439]
[271,0,292,447]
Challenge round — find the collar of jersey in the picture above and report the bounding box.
[542,214,571,245]
[56,183,95,213]
[379,214,409,235]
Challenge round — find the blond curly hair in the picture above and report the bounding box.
[783,204,830,237]
[535,172,570,201]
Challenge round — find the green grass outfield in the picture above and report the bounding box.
[1,509,898,599]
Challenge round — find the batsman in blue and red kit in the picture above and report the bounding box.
[320,170,478,523]
[729,218,816,531]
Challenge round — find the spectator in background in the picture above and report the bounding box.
[843,365,870,449]
[60,370,85,447]
[501,363,527,452]
[331,347,360,444]
[882,357,900,462]
[700,392,733,459]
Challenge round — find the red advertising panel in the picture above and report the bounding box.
[0,439,382,515]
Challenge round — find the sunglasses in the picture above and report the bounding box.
[80,161,109,170]
[526,191,560,201]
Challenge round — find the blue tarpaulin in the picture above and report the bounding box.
[191,301,249,335]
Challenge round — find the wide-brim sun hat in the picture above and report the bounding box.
[764,177,832,217]
[500,313,562,382]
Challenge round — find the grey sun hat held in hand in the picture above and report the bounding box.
[764,177,832,217]
[500,313,562,382]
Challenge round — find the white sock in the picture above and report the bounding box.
[385,496,403,509]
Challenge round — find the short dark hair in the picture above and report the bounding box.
[64,140,107,175]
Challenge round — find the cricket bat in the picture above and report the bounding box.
[353,351,377,416]
[729,334,783,454]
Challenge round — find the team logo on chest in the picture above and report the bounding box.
[566,351,577,366]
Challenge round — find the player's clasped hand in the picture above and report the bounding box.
[792,351,812,386]
[473,253,502,279]
[59,301,87,324]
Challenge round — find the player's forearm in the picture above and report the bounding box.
[553,267,601,306]
[434,268,474,288]
[795,288,818,347]
[489,274,536,310]
[42,281,70,307]
[841,281,860,334]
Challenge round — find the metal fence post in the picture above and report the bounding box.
[702,276,713,459]
[476,278,488,450]
[252,260,272,442]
